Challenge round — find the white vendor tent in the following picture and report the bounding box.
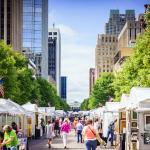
[103,102,120,137]
[22,102,38,113]
[0,98,26,115]
[123,87,150,110]
[22,102,38,137]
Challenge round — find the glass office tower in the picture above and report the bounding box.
[22,0,48,79]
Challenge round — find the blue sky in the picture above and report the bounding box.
[48,0,148,103]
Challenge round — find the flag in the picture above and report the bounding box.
[0,86,4,97]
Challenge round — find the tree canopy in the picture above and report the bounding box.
[80,98,90,111]
[84,73,115,109]
[113,7,150,101]
[0,41,69,110]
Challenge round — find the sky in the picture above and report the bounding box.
[48,0,149,104]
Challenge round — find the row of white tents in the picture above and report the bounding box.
[0,100,66,138]
[89,87,150,150]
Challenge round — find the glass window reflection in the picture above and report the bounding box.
[22,0,43,53]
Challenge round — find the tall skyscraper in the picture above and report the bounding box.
[105,9,135,36]
[89,68,95,95]
[0,0,48,79]
[95,34,118,78]
[61,76,67,101]
[22,0,48,79]
[48,27,61,95]
[0,0,22,51]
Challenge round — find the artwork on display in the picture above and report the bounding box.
[144,133,150,144]
[144,114,150,131]
[119,112,126,119]
[131,111,137,120]
[120,120,126,133]
[131,121,137,128]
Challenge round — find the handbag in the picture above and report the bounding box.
[52,132,55,138]
[88,126,100,146]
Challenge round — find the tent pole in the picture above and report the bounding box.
[6,114,8,124]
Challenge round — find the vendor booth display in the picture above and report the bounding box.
[128,87,150,150]
[22,102,38,139]
[0,99,28,150]
[103,102,121,148]
[119,87,150,150]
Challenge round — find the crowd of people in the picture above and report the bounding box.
[44,116,117,150]
[0,117,117,150]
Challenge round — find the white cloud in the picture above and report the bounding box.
[58,24,95,103]
[56,24,78,37]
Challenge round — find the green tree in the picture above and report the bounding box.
[89,72,115,109]
[0,41,18,99]
[36,77,57,107]
[113,7,150,101]
[80,98,90,110]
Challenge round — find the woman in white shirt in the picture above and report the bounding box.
[45,120,54,148]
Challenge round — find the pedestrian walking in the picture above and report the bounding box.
[93,119,100,133]
[60,118,71,149]
[76,120,83,143]
[0,125,19,150]
[41,118,46,135]
[11,122,19,135]
[54,118,60,137]
[107,119,117,146]
[45,121,54,149]
[73,118,78,136]
[82,119,101,150]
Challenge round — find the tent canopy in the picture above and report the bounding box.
[0,98,26,115]
[105,102,121,112]
[22,102,38,112]
[130,87,150,104]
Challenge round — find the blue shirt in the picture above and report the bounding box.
[76,122,83,131]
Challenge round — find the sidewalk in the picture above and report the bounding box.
[29,130,116,150]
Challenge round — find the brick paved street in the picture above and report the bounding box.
[29,131,116,150]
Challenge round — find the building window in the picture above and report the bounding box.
[102,37,104,42]
[54,32,57,35]
[49,32,52,35]
[109,37,111,42]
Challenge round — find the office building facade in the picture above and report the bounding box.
[48,28,61,95]
[89,68,95,95]
[0,0,48,79]
[0,0,22,51]
[95,34,118,78]
[22,0,48,79]
[114,18,144,72]
[105,9,135,36]
[61,76,67,101]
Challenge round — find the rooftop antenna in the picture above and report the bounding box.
[53,22,55,28]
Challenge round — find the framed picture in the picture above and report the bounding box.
[131,121,137,128]
[120,120,126,133]
[144,133,150,144]
[145,114,150,131]
[120,112,126,119]
[131,111,137,120]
